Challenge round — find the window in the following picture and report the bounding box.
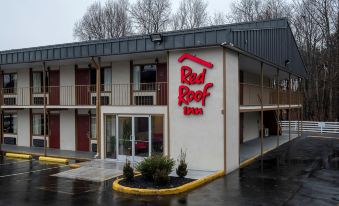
[152,115,163,155]
[90,67,112,91]
[32,114,48,136]
[91,115,96,139]
[105,115,116,158]
[3,113,17,134]
[133,64,156,90]
[32,71,48,93]
[3,73,17,94]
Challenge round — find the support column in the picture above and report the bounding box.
[0,67,3,149]
[92,57,101,158]
[288,73,291,141]
[43,62,47,156]
[276,69,280,147]
[260,62,264,171]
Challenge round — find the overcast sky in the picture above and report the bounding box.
[0,0,232,51]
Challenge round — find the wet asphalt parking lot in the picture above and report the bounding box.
[0,133,339,206]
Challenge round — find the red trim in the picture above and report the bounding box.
[177,53,213,69]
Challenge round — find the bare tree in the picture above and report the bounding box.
[73,0,132,41]
[129,0,171,34]
[209,12,230,26]
[171,0,208,30]
[229,0,262,22]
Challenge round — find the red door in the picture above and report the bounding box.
[77,115,90,151]
[75,69,90,105]
[156,63,167,105]
[49,114,60,149]
[49,70,60,105]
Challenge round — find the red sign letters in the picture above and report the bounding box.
[177,53,214,115]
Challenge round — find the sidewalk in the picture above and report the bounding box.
[240,132,299,163]
[0,144,95,161]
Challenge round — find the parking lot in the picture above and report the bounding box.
[1,134,339,206]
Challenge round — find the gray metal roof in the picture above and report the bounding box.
[0,18,306,77]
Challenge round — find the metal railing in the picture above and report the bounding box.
[240,83,302,106]
[280,121,339,134]
[0,82,168,106]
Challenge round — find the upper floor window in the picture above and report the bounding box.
[3,113,17,134]
[3,73,17,94]
[133,64,156,90]
[32,71,48,94]
[90,67,112,92]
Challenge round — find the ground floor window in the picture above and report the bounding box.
[105,115,116,158]
[32,114,48,136]
[3,113,17,134]
[91,115,96,139]
[151,115,163,155]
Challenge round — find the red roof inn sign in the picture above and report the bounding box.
[177,53,214,116]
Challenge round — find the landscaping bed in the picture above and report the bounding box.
[119,175,194,189]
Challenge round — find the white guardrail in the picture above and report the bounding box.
[280,121,339,134]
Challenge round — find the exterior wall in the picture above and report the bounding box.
[111,61,130,105]
[225,49,239,174]
[60,110,76,150]
[17,69,30,105]
[243,112,259,142]
[17,109,30,147]
[60,65,75,105]
[100,106,168,159]
[168,47,224,171]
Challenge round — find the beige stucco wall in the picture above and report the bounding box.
[60,110,76,150]
[168,47,224,171]
[243,112,259,142]
[111,61,130,105]
[17,109,30,147]
[60,65,75,105]
[225,49,239,173]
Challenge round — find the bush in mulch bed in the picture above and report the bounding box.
[120,155,193,189]
[119,175,194,189]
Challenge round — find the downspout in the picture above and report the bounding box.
[277,69,280,147]
[288,73,291,141]
[260,62,264,172]
[222,47,227,174]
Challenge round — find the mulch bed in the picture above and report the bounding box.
[119,175,194,189]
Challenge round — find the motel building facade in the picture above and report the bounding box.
[0,18,306,173]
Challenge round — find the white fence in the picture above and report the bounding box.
[280,121,339,134]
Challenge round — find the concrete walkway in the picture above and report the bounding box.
[54,159,215,182]
[0,144,95,160]
[240,132,299,163]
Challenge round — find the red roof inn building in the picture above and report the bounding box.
[0,19,305,173]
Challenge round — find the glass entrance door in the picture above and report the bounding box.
[116,115,151,162]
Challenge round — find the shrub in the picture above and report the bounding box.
[153,169,170,185]
[176,149,188,178]
[123,160,134,181]
[136,155,175,182]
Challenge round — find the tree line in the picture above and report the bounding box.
[74,0,339,121]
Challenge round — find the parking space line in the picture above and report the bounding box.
[0,165,67,178]
[0,159,32,166]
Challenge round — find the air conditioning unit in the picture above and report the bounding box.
[133,91,156,105]
[91,96,110,105]
[3,137,16,145]
[4,97,16,105]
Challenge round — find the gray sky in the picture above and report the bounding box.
[0,0,233,51]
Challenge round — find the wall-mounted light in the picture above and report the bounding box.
[150,33,163,44]
[155,58,159,65]
[284,59,290,67]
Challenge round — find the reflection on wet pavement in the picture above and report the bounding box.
[0,134,339,206]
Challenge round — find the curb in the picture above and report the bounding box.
[239,148,272,168]
[69,163,81,169]
[112,170,225,195]
[39,156,69,164]
[5,153,32,159]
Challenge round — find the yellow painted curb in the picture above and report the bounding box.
[39,156,68,164]
[112,170,225,195]
[69,163,81,169]
[5,153,32,159]
[240,148,273,168]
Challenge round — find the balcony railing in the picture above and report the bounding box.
[240,83,302,106]
[0,82,167,106]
